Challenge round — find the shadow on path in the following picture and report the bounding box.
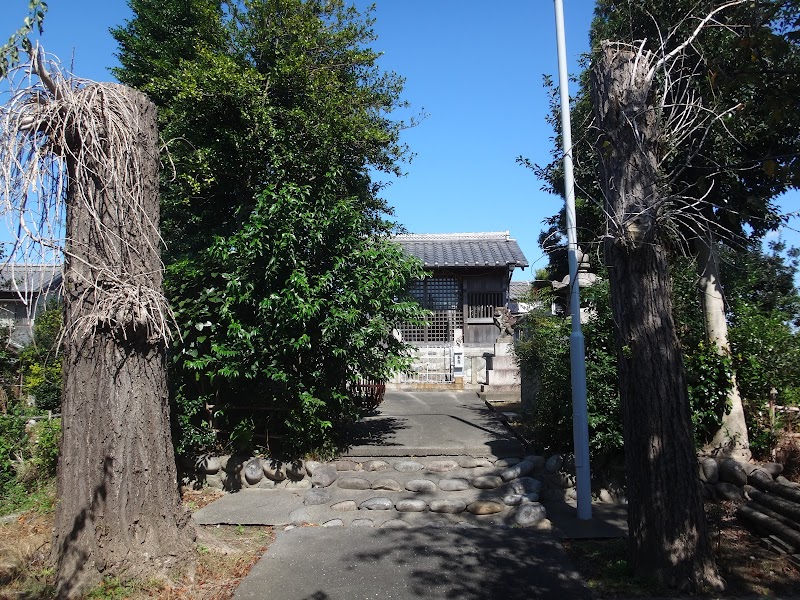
[234,526,591,600]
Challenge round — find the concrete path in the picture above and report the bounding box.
[234,526,591,600]
[190,391,627,598]
[343,390,524,457]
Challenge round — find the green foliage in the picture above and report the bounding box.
[0,409,60,515]
[685,341,732,443]
[32,418,60,477]
[516,258,744,455]
[113,0,425,457]
[515,280,622,461]
[0,410,28,495]
[721,241,800,454]
[0,0,47,79]
[19,303,62,412]
[670,256,732,444]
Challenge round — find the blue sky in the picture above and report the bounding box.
[7,0,798,279]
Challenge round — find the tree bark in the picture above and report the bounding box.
[695,238,750,459]
[592,44,722,591]
[53,85,194,598]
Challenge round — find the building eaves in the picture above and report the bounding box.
[393,231,529,269]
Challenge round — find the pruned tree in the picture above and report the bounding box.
[535,0,800,460]
[0,50,194,596]
[589,1,760,589]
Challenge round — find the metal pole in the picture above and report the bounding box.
[553,0,592,520]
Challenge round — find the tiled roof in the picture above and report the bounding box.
[393,232,529,268]
[509,281,532,300]
[0,264,62,295]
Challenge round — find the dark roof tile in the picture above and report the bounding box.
[393,232,528,268]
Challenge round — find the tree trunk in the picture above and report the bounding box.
[695,238,750,459]
[592,44,722,591]
[53,85,194,598]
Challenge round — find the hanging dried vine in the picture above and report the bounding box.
[0,48,176,345]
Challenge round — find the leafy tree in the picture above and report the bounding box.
[722,242,800,453]
[0,0,47,78]
[112,0,426,457]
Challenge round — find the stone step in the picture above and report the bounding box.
[192,453,567,530]
[479,391,522,404]
[485,368,520,386]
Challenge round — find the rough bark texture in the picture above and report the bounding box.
[53,86,194,598]
[592,44,723,591]
[695,239,750,459]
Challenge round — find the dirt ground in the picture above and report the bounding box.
[0,488,273,600]
[564,501,800,598]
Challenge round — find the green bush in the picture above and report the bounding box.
[515,281,622,462]
[0,412,60,515]
[20,302,63,412]
[32,418,61,478]
[515,261,738,458]
[0,410,28,492]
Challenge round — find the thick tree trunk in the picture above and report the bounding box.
[53,85,194,598]
[695,238,750,459]
[592,44,722,591]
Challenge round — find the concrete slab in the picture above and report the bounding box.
[345,391,524,457]
[234,526,591,600]
[544,500,629,539]
[193,489,306,526]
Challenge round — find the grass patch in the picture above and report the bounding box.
[0,477,57,517]
[562,538,665,597]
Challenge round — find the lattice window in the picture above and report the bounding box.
[466,291,504,320]
[401,276,463,343]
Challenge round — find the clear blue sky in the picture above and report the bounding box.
[8,0,798,279]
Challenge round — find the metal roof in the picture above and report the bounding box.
[393,232,529,268]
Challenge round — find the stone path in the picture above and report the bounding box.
[200,391,626,599]
[193,391,627,536]
[194,452,558,529]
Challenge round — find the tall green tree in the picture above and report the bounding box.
[112,0,425,457]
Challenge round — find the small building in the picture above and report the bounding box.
[391,232,528,388]
[0,264,62,347]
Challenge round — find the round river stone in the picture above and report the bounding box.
[426,460,458,473]
[360,497,394,511]
[362,460,390,472]
[429,499,466,514]
[439,478,470,491]
[472,475,503,489]
[406,479,437,493]
[372,478,402,491]
[394,460,424,473]
[467,501,504,515]
[337,476,372,490]
[396,499,427,512]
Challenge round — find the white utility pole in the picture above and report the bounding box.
[553,0,592,520]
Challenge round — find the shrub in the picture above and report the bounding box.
[516,262,736,459]
[515,281,622,462]
[20,302,63,412]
